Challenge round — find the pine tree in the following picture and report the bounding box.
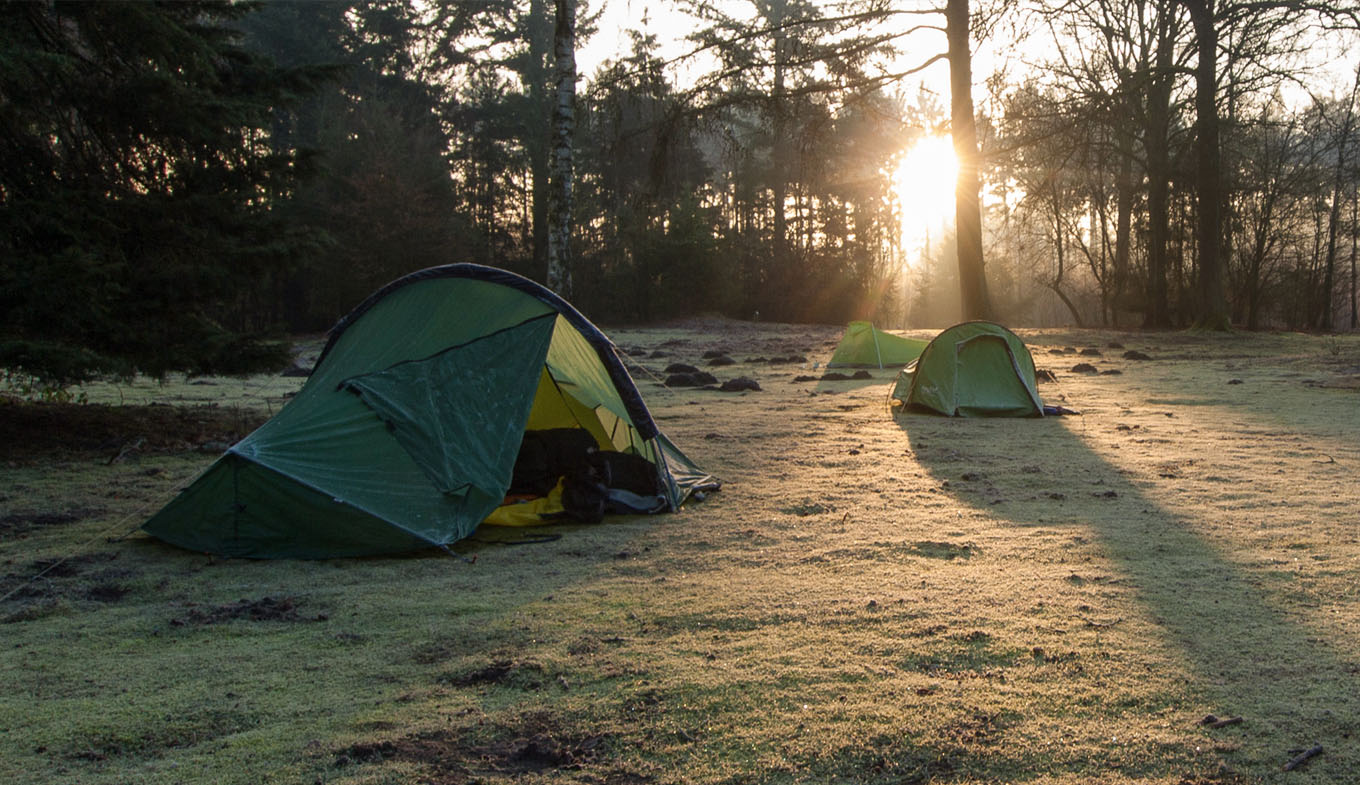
[0,1,323,385]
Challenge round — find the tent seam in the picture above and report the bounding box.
[334,312,558,391]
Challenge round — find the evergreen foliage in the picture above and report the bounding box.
[238,0,466,330]
[0,1,325,383]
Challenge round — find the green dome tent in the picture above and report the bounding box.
[143,265,716,558]
[890,321,1044,417]
[827,321,928,368]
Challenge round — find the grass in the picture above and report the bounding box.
[2,321,1359,784]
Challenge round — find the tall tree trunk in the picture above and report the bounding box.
[1144,57,1173,328]
[546,0,576,295]
[1244,191,1276,331]
[947,0,990,320]
[1351,190,1358,329]
[1308,207,1324,328]
[526,0,551,280]
[770,0,790,302]
[1321,143,1346,330]
[1221,19,1239,326]
[1185,0,1229,329]
[1114,133,1134,327]
[1321,71,1359,330]
[1091,183,1110,326]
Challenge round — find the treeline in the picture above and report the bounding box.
[237,0,913,332]
[1,1,325,381]
[244,0,1360,334]
[2,0,1357,385]
[934,0,1360,331]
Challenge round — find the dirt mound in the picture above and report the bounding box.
[170,596,321,626]
[438,660,545,689]
[334,715,615,781]
[0,509,101,535]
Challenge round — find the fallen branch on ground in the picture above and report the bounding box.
[107,436,144,465]
[1283,744,1323,771]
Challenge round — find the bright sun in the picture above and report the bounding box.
[892,134,959,257]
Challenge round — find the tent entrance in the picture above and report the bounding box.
[525,367,615,449]
[523,367,653,459]
[339,317,669,519]
[952,335,1041,417]
[485,366,670,527]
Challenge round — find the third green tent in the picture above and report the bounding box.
[891,321,1043,417]
[827,321,928,369]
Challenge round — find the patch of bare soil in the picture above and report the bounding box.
[0,508,103,536]
[334,713,623,783]
[1,551,133,622]
[1176,773,1253,785]
[169,596,322,626]
[437,660,545,689]
[0,401,266,464]
[908,541,977,560]
[2,552,119,593]
[23,552,117,579]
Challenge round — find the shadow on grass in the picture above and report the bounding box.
[895,410,1360,780]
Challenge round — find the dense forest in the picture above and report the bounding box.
[2,0,1358,385]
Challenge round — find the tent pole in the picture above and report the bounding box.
[871,326,883,369]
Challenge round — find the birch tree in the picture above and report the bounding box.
[546,0,577,295]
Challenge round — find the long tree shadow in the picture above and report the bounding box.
[896,410,1360,780]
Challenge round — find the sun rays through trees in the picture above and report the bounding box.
[3,0,1360,384]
